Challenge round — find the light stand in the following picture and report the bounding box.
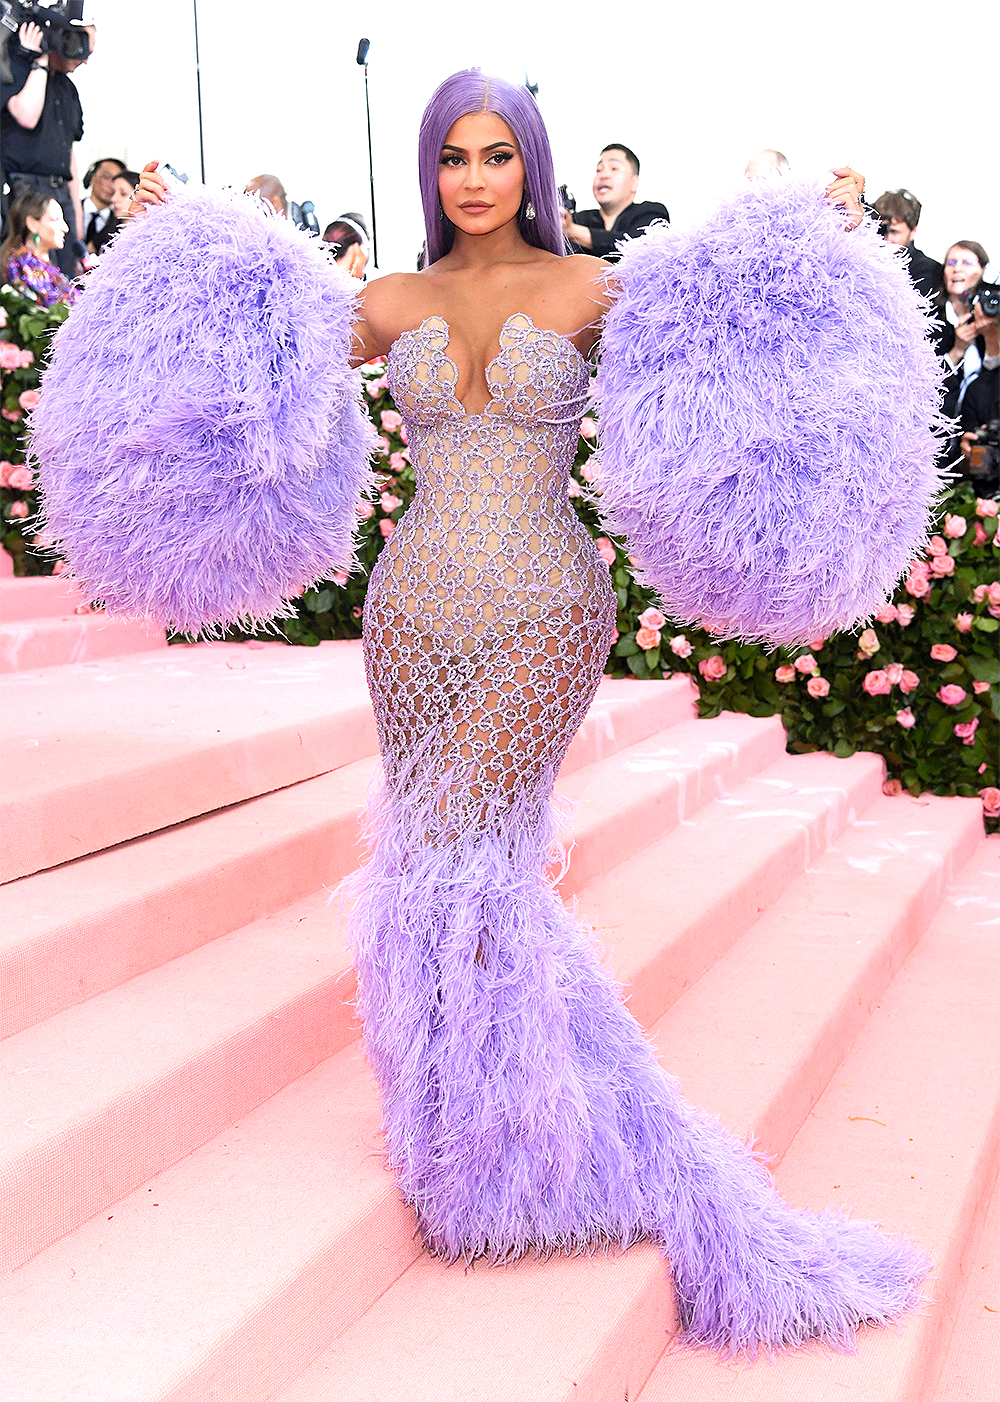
[356,38,378,268]
[192,0,206,183]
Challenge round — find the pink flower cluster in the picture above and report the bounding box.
[976,498,998,518]
[0,460,33,490]
[0,342,33,370]
[636,607,666,651]
[981,787,1000,817]
[595,536,616,566]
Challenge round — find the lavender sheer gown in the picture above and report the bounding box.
[347,313,926,1357]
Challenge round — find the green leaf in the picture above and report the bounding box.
[304,588,333,614]
[984,514,998,538]
[822,699,846,716]
[833,739,855,758]
[967,654,1000,684]
[975,617,999,633]
[615,636,639,657]
[645,649,660,670]
[627,652,650,679]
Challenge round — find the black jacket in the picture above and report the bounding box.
[569,200,669,261]
[899,243,943,301]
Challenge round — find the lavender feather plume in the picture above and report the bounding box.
[31,187,375,634]
[597,177,947,646]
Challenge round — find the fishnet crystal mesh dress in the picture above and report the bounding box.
[347,313,926,1357]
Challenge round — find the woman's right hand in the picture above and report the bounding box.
[950,312,978,363]
[129,161,169,217]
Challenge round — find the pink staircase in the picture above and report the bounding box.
[0,639,995,1402]
[0,569,167,673]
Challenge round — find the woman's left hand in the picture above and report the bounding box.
[826,165,865,231]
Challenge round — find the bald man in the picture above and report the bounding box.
[245,173,287,217]
[744,149,790,180]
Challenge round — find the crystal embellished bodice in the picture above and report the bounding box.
[362,313,616,810]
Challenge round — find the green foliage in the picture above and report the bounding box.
[0,284,70,574]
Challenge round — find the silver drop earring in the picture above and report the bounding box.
[524,200,536,221]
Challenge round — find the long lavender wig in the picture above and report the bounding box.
[418,70,564,265]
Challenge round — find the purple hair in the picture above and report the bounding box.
[418,70,564,265]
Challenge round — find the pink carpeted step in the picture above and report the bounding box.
[635,836,1000,1402]
[933,1162,1000,1400]
[0,573,88,621]
[0,610,167,673]
[0,703,764,1274]
[0,639,376,884]
[0,676,694,1040]
[577,747,886,1028]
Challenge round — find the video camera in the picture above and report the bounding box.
[967,420,999,489]
[0,1,89,83]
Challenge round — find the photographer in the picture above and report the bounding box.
[872,189,942,299]
[562,144,669,262]
[934,240,999,470]
[2,14,93,278]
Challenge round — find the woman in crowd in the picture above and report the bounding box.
[87,169,140,258]
[321,211,369,279]
[936,241,999,463]
[0,188,81,307]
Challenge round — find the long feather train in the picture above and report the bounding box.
[596,176,947,646]
[30,187,375,634]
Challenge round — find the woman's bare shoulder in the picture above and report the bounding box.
[357,273,426,339]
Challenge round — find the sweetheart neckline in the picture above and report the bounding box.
[387,312,590,421]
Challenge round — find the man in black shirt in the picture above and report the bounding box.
[2,20,92,277]
[563,144,669,262]
[873,189,943,301]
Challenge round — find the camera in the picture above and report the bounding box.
[968,282,1000,319]
[558,184,576,216]
[967,420,999,488]
[0,0,89,82]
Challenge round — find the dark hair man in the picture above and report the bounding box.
[562,144,669,262]
[82,156,126,249]
[873,189,943,300]
[1,20,95,278]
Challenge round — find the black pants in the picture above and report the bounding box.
[2,174,79,278]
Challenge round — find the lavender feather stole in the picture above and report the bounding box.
[31,189,374,634]
[348,769,927,1358]
[597,177,947,646]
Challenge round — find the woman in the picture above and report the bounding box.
[322,212,370,280]
[936,241,999,432]
[0,188,81,307]
[127,70,922,1359]
[87,169,140,258]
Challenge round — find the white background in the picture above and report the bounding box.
[74,0,997,277]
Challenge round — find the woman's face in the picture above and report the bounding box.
[438,111,526,239]
[110,177,135,218]
[944,245,983,300]
[26,199,68,253]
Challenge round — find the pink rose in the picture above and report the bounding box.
[375,434,392,455]
[698,654,728,681]
[636,626,662,650]
[937,684,967,706]
[356,500,375,519]
[930,643,958,662]
[0,309,6,327]
[379,491,403,514]
[380,409,403,432]
[905,573,931,598]
[899,670,920,694]
[875,604,898,624]
[775,664,796,683]
[351,605,363,618]
[567,478,582,498]
[2,408,22,421]
[0,460,12,486]
[973,680,990,695]
[895,708,916,729]
[579,458,598,483]
[979,787,1000,817]
[794,653,818,673]
[909,559,932,578]
[927,534,948,556]
[388,450,409,470]
[857,629,880,657]
[863,669,892,696]
[0,342,21,369]
[955,613,974,633]
[973,522,988,547]
[332,569,350,586]
[7,465,32,490]
[670,635,694,659]
[17,389,40,412]
[52,560,66,575]
[896,603,916,626]
[943,514,968,539]
[806,675,830,698]
[398,425,408,445]
[595,536,616,565]
[885,662,904,684]
[989,582,1000,605]
[809,636,826,651]
[638,606,666,631]
[9,500,28,518]
[610,626,619,645]
[579,416,597,440]
[954,718,979,745]
[975,498,998,518]
[882,778,904,796]
[972,584,989,603]
[378,518,394,538]
[929,553,955,576]
[17,348,33,368]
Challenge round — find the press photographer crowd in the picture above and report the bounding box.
[0,5,997,487]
